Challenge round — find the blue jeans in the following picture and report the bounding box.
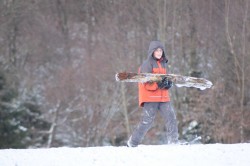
[129,102,178,146]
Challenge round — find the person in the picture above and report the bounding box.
[127,40,178,147]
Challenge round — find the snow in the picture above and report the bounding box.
[175,77,213,90]
[0,144,249,166]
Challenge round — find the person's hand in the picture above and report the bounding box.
[157,77,173,89]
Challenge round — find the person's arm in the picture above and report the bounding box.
[140,62,158,91]
[144,82,158,90]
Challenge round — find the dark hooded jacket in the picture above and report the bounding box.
[138,41,170,107]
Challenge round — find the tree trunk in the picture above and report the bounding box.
[121,83,130,138]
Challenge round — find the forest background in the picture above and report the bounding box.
[0,0,250,148]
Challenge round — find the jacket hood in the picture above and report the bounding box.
[147,41,168,63]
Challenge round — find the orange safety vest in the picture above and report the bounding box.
[138,60,170,107]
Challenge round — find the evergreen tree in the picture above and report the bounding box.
[0,73,50,148]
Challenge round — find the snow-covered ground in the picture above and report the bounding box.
[0,144,250,166]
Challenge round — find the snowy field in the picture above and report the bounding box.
[0,144,250,166]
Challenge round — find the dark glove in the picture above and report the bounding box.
[157,77,173,89]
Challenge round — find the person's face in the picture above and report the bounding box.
[153,48,163,60]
